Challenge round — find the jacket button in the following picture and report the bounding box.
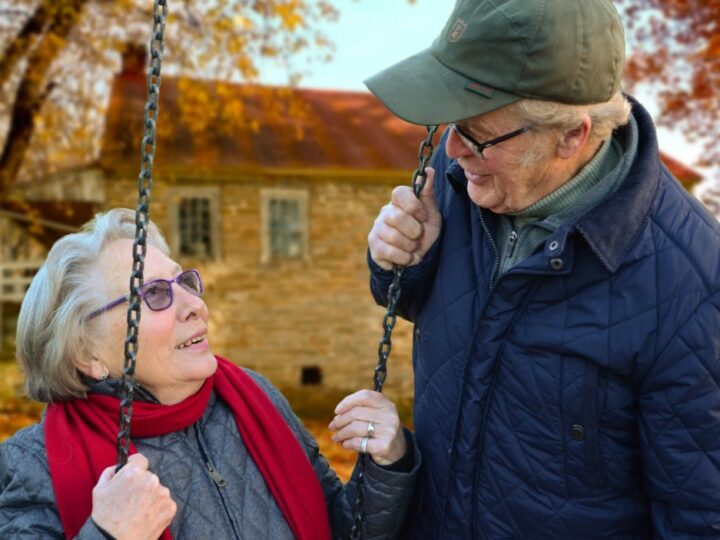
[548,240,559,252]
[414,327,421,340]
[550,258,564,270]
[570,424,585,440]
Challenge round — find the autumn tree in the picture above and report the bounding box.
[615,0,719,168]
[0,0,339,200]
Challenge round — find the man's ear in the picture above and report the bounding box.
[556,115,592,159]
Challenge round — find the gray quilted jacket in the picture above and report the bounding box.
[0,370,419,539]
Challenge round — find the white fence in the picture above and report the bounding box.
[0,260,43,303]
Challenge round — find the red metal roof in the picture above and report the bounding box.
[101,75,429,174]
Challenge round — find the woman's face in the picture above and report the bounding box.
[87,238,217,404]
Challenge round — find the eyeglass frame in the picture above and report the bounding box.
[84,269,204,321]
[450,122,531,159]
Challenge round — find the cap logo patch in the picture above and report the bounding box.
[448,19,467,43]
[465,81,495,99]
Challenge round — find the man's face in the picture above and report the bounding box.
[446,106,557,214]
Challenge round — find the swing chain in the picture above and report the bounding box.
[373,125,438,393]
[350,125,438,539]
[116,0,168,470]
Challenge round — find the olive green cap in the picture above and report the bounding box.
[365,0,625,125]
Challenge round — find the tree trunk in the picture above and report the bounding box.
[0,0,54,89]
[0,0,88,200]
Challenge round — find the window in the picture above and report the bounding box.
[168,187,220,260]
[261,189,308,263]
[269,198,302,257]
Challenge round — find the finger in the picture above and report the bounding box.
[331,419,382,444]
[334,389,387,414]
[390,185,428,223]
[142,472,160,490]
[330,405,384,431]
[367,240,415,269]
[376,225,421,254]
[342,436,389,457]
[95,465,116,487]
[126,453,149,471]
[383,204,424,241]
[416,167,437,212]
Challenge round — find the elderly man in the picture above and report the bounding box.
[366,0,720,538]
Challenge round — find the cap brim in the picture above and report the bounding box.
[364,48,521,126]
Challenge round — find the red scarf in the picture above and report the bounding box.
[45,356,331,540]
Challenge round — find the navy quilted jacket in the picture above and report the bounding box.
[370,100,720,539]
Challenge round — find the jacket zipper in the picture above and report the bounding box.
[502,230,518,273]
[192,427,240,539]
[477,206,499,289]
[205,462,228,487]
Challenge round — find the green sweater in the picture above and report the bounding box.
[495,117,639,273]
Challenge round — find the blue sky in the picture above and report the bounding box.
[256,0,710,180]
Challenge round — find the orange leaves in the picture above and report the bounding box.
[615,0,720,167]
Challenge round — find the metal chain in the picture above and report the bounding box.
[116,0,168,470]
[349,125,438,539]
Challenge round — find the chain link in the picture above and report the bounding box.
[349,125,438,539]
[116,0,168,470]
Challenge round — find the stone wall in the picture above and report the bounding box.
[105,171,416,403]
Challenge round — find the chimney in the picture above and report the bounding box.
[120,43,147,79]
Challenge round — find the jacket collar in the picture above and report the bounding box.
[446,96,660,273]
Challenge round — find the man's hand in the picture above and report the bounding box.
[368,167,442,270]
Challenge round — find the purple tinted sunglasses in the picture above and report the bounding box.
[85,269,204,321]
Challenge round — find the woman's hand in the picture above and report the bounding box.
[91,453,177,540]
[329,389,407,466]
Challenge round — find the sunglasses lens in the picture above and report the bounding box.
[178,270,203,296]
[143,280,172,310]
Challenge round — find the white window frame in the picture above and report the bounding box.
[168,187,221,261]
[260,188,309,264]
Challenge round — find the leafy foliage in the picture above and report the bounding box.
[0,0,340,198]
[616,0,720,168]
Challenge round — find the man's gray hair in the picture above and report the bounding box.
[16,208,170,402]
[511,91,632,142]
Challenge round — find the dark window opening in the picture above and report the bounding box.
[301,366,322,386]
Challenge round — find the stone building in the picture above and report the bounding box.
[7,47,433,403]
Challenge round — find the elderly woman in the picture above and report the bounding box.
[0,209,418,539]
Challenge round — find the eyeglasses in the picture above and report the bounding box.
[450,123,531,159]
[85,269,204,321]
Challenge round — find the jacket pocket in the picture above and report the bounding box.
[564,362,606,496]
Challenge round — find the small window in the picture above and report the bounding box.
[269,198,302,257]
[301,366,322,386]
[168,187,220,261]
[261,189,308,263]
[179,198,212,258]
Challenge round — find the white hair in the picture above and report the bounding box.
[511,91,632,141]
[16,208,169,402]
[508,91,632,166]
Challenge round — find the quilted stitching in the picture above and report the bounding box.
[369,102,720,539]
[0,372,421,539]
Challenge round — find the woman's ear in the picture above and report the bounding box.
[74,355,109,380]
[556,115,592,159]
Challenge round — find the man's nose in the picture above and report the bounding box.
[445,127,474,159]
